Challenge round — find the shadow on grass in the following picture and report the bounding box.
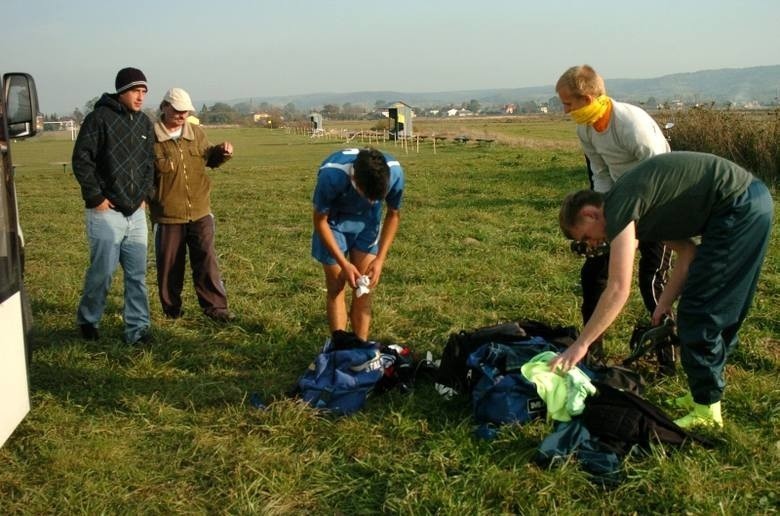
[26,297,332,415]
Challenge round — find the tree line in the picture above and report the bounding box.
[45,93,759,129]
[42,96,571,129]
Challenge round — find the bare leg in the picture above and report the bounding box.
[348,250,375,341]
[322,250,376,340]
[323,263,348,334]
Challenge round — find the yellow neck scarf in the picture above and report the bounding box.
[570,95,611,125]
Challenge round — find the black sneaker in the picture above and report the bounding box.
[131,329,154,346]
[80,323,99,341]
[163,308,183,319]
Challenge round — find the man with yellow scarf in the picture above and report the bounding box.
[556,65,672,364]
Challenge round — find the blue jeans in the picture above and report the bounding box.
[77,208,150,343]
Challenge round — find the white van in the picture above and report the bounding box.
[0,72,39,447]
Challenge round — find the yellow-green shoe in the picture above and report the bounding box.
[673,392,695,410]
[674,401,723,429]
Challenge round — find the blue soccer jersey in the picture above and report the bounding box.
[311,148,404,263]
[313,148,404,225]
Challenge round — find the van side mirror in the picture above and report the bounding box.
[4,73,39,139]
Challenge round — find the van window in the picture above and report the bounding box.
[0,107,22,303]
[0,179,22,303]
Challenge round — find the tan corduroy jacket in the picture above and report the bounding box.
[149,120,230,224]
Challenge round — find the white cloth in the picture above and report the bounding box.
[355,275,371,297]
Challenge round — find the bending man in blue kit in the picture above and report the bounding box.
[311,148,404,341]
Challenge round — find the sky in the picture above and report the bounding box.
[6,0,780,115]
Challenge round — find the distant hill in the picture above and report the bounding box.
[606,65,780,105]
[214,65,780,110]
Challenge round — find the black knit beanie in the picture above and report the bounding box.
[115,67,148,93]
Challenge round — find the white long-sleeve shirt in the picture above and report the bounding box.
[577,100,670,193]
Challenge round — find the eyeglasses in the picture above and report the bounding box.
[570,240,609,257]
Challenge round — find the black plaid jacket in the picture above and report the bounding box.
[72,93,154,216]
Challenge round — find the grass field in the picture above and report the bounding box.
[1,118,778,514]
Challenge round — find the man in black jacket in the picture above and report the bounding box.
[72,67,155,345]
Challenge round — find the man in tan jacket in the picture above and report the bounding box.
[149,87,234,322]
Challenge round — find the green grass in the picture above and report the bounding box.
[1,119,778,514]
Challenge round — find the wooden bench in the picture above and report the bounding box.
[50,161,69,173]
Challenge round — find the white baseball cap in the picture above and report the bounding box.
[163,87,195,112]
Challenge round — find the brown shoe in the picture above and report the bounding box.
[205,309,236,323]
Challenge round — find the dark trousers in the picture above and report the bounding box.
[154,215,228,317]
[677,179,773,404]
[580,240,672,324]
[582,156,672,325]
